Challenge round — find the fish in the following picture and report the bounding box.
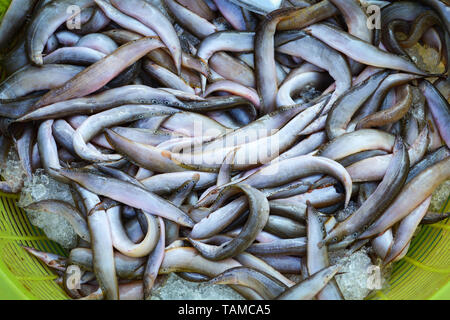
[276,265,341,300]
[421,211,450,225]
[322,137,410,245]
[24,200,90,242]
[326,71,390,139]
[110,0,182,74]
[164,0,217,39]
[107,205,160,258]
[1,0,448,301]
[0,65,84,100]
[228,0,283,15]
[356,84,414,130]
[17,85,185,122]
[419,80,450,149]
[35,37,166,108]
[304,23,436,76]
[197,31,254,91]
[188,184,269,260]
[72,104,179,162]
[208,267,288,299]
[22,246,67,272]
[360,157,450,239]
[94,0,157,38]
[58,168,195,227]
[26,0,96,65]
[76,186,119,300]
[0,0,38,50]
[159,246,263,299]
[306,203,343,300]
[69,247,146,280]
[384,197,432,265]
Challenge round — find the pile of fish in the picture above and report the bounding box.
[0,0,449,300]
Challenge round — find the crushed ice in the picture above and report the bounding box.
[330,248,385,300]
[18,169,78,249]
[150,273,244,300]
[0,148,27,193]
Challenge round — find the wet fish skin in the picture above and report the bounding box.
[355,73,425,125]
[58,168,195,228]
[264,215,306,239]
[164,0,217,39]
[75,7,111,34]
[419,80,450,149]
[197,31,254,91]
[255,8,297,115]
[228,0,283,15]
[22,246,67,272]
[304,23,435,77]
[277,0,339,31]
[13,123,35,179]
[421,211,450,225]
[360,156,450,239]
[107,205,159,258]
[160,246,263,300]
[94,0,157,38]
[276,31,352,114]
[18,85,185,122]
[399,11,443,49]
[72,104,179,162]
[104,128,188,173]
[384,197,432,265]
[319,129,395,161]
[110,0,182,74]
[0,0,38,50]
[326,71,390,140]
[246,237,307,256]
[323,137,410,245]
[356,84,414,130]
[26,0,96,66]
[75,33,119,55]
[77,187,119,300]
[69,247,146,280]
[24,200,90,242]
[346,126,429,182]
[0,65,84,100]
[208,266,288,299]
[306,203,343,300]
[276,265,340,300]
[43,46,106,66]
[188,184,270,261]
[329,0,371,43]
[234,252,295,287]
[213,0,253,31]
[35,37,165,108]
[416,0,450,34]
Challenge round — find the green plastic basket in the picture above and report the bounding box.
[1,191,449,300]
[0,1,449,300]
